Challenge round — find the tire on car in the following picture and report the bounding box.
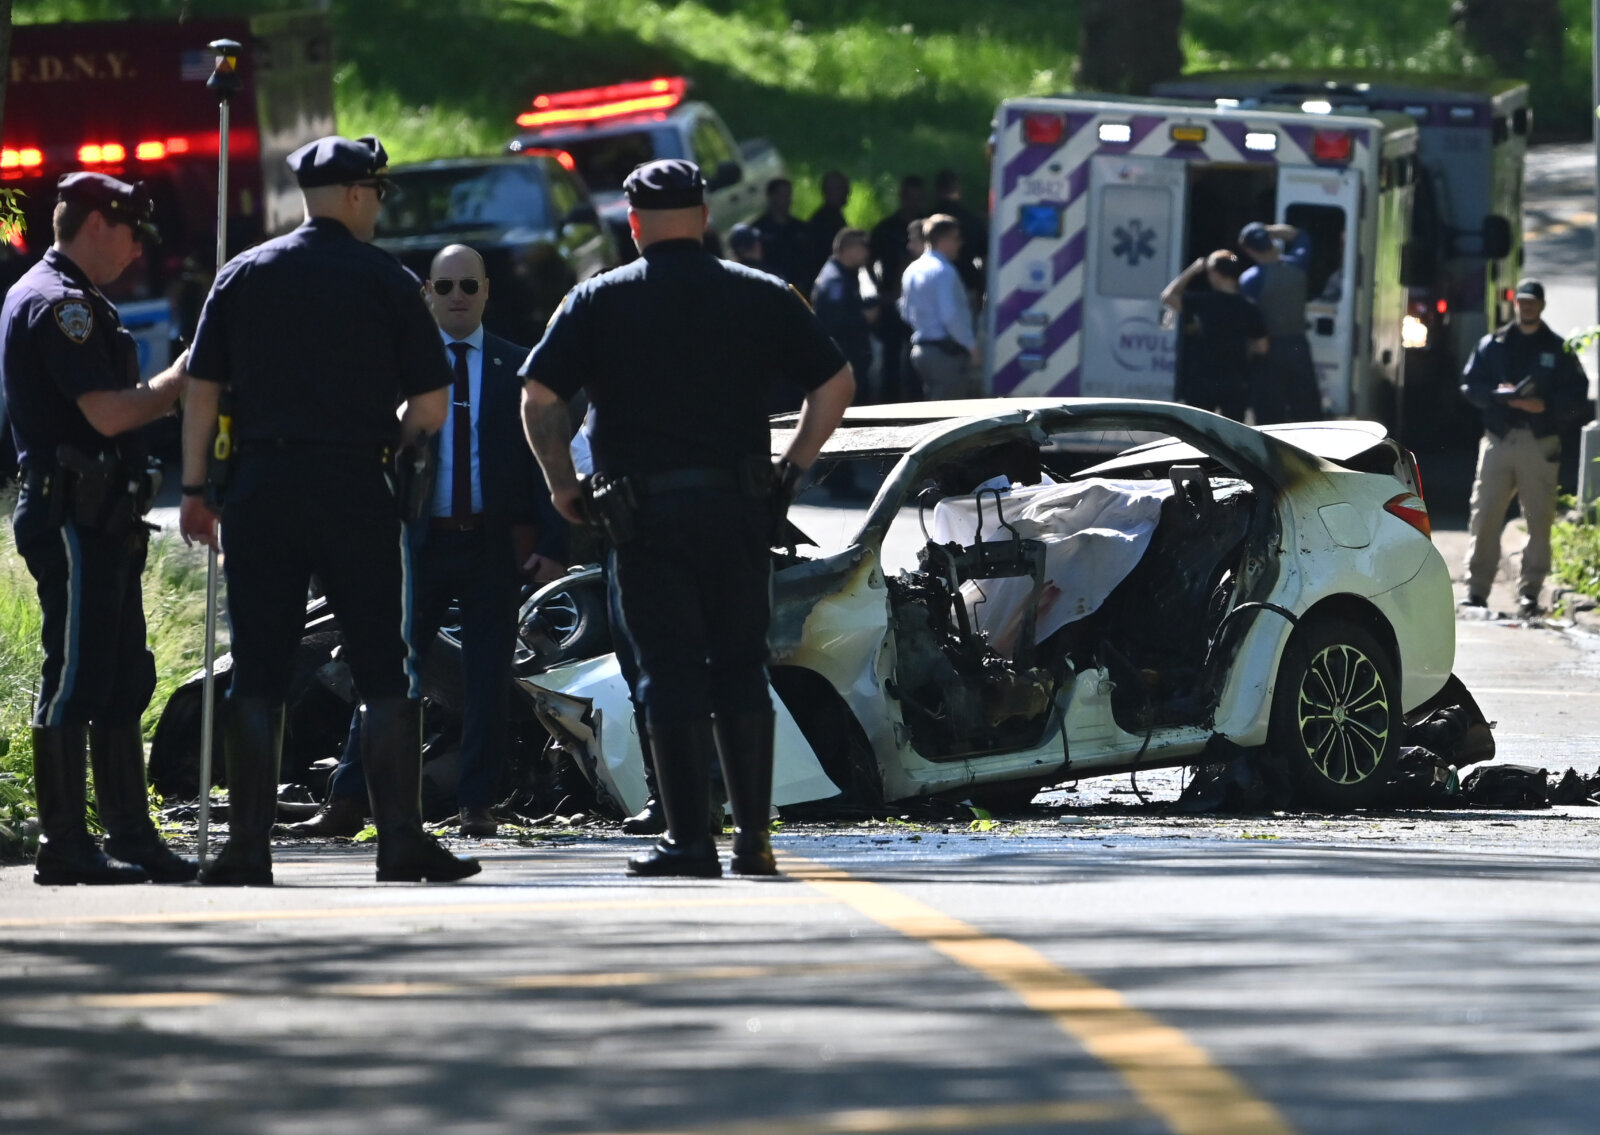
[1268,617,1401,809]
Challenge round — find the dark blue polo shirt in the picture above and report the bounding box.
[0,249,143,469]
[520,239,844,479]
[187,216,450,446]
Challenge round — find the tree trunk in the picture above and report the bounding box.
[0,0,13,140]
[1076,0,1184,96]
[1451,0,1563,76]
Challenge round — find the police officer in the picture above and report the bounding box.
[520,159,854,878]
[1459,279,1589,616]
[1,172,195,885]
[178,135,479,885]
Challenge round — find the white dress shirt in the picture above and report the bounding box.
[430,325,485,517]
[898,249,975,350]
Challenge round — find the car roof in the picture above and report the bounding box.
[387,155,564,176]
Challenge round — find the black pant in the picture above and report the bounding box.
[1251,336,1322,424]
[329,523,518,809]
[609,489,771,723]
[222,451,413,702]
[12,483,156,727]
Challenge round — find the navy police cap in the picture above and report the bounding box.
[623,158,705,210]
[57,171,158,242]
[287,134,390,189]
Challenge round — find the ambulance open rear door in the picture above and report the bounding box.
[1274,163,1362,415]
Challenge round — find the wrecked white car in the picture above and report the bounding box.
[518,398,1463,816]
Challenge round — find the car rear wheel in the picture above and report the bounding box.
[1268,618,1400,809]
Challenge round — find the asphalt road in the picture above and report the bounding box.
[6,147,1600,1135]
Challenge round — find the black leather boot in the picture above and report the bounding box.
[32,724,148,886]
[620,707,666,835]
[626,716,722,879]
[91,720,198,883]
[362,698,480,883]
[200,698,282,887]
[714,708,779,876]
[279,794,368,838]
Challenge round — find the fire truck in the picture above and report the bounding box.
[986,94,1418,427]
[0,11,335,377]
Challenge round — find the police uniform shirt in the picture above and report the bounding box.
[187,216,450,444]
[520,238,845,479]
[0,248,143,468]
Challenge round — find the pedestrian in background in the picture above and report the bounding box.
[900,214,979,400]
[287,243,547,841]
[520,159,854,879]
[1,172,194,886]
[801,170,851,290]
[1238,221,1321,423]
[726,222,767,272]
[179,135,479,886]
[1160,249,1267,422]
[753,177,811,290]
[1458,279,1588,617]
[811,227,878,396]
[870,175,926,403]
[932,168,987,303]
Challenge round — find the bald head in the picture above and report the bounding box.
[627,204,709,252]
[426,243,489,340]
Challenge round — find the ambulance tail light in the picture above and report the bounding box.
[1436,298,1448,314]
[517,77,688,129]
[0,148,43,170]
[1384,492,1431,540]
[1022,113,1064,146]
[1311,130,1352,163]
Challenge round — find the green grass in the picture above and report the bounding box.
[14,0,1595,223]
[1552,497,1600,604]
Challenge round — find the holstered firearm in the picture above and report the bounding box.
[55,445,159,537]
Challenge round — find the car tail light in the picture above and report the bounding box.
[1023,113,1064,146]
[1311,130,1352,163]
[1384,492,1431,539]
[517,77,688,128]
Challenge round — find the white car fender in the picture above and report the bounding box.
[523,658,839,816]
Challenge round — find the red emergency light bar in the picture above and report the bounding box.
[517,77,688,129]
[0,148,43,169]
[79,142,128,164]
[516,146,578,172]
[1311,130,1352,164]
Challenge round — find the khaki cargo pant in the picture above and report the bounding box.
[911,344,980,400]
[1464,425,1561,601]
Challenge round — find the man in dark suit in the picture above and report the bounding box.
[286,244,548,839]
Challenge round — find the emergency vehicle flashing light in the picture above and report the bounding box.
[1097,123,1132,144]
[79,143,127,164]
[1169,125,1207,144]
[1244,132,1278,152]
[0,148,43,169]
[1311,130,1352,163]
[517,77,689,129]
[1302,100,1334,115]
[1022,113,1064,146]
[514,146,578,172]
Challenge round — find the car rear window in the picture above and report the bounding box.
[378,164,552,238]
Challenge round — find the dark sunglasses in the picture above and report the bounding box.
[431,277,481,296]
[347,179,389,200]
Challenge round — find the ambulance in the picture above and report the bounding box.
[986,95,1418,424]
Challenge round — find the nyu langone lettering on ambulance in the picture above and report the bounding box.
[1111,315,1175,374]
[1111,219,1157,267]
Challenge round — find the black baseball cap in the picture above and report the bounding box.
[57,171,158,243]
[727,222,760,253]
[1238,222,1273,252]
[288,134,390,189]
[623,159,705,210]
[1514,279,1545,301]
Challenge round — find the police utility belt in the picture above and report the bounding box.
[585,458,774,546]
[23,445,161,537]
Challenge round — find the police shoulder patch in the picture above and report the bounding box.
[53,299,94,344]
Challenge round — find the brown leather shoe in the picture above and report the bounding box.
[459,807,499,839]
[279,795,367,838]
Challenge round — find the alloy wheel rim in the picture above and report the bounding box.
[1296,643,1390,784]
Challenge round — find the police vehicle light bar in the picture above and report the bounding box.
[79,143,127,164]
[1097,123,1132,144]
[517,77,689,128]
[1170,125,1207,143]
[1311,130,1352,163]
[0,148,43,170]
[1301,100,1334,115]
[1244,132,1277,152]
[512,146,578,172]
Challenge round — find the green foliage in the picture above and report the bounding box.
[1552,495,1600,600]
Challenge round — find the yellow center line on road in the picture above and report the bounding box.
[0,892,834,930]
[784,855,1299,1135]
[603,1099,1148,1133]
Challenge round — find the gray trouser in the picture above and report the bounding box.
[911,344,978,400]
[1464,426,1561,601]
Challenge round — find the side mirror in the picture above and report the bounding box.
[1481,215,1513,261]
[707,160,743,192]
[563,202,600,228]
[1399,242,1435,288]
